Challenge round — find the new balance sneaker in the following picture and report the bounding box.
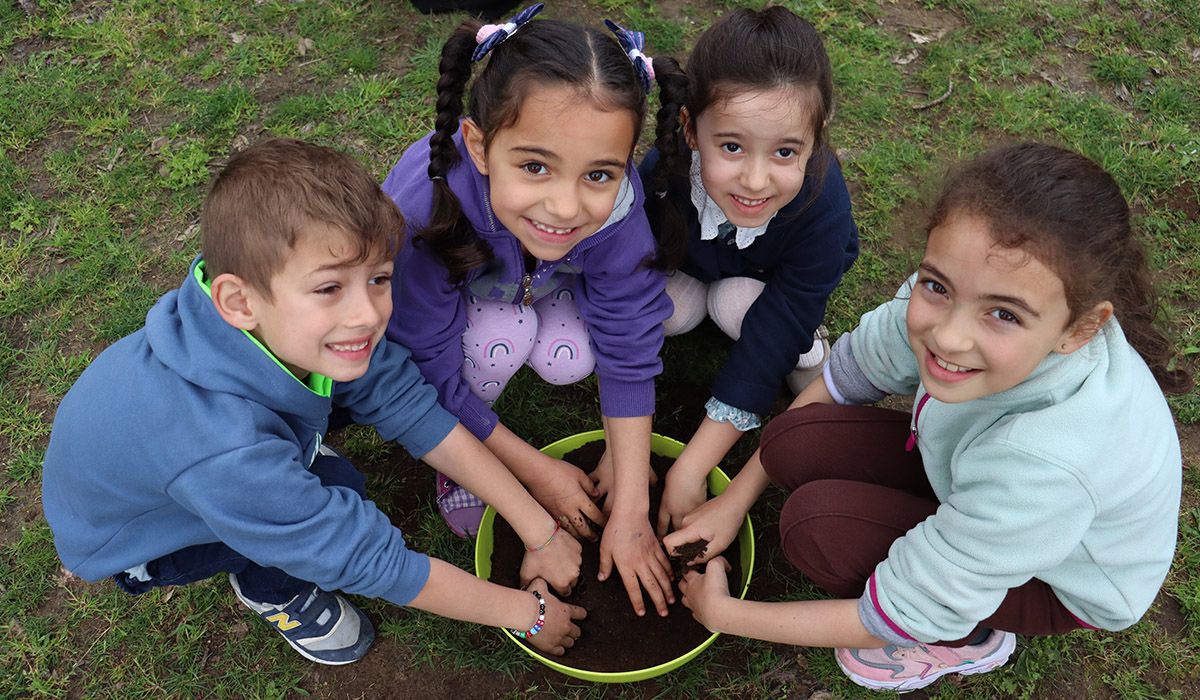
[836,630,1017,693]
[229,573,375,665]
[435,473,486,538]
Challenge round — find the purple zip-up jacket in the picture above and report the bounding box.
[382,130,672,440]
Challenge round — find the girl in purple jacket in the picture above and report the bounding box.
[382,5,687,617]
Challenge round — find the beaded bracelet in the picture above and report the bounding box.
[526,521,561,552]
[509,590,546,639]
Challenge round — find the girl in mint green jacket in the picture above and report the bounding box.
[662,143,1191,693]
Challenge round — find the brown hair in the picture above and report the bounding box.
[651,6,836,270]
[423,17,685,282]
[928,142,1193,394]
[201,138,403,298]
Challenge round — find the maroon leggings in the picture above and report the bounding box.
[759,403,1088,645]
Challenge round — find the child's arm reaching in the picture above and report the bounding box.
[409,562,586,656]
[422,424,582,596]
[655,418,743,537]
[662,447,772,565]
[661,375,839,556]
[484,423,608,541]
[678,558,885,649]
[596,415,675,618]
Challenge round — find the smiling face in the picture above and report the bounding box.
[687,86,815,228]
[462,84,637,262]
[242,223,393,382]
[906,213,1105,403]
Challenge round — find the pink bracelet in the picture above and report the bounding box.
[526,521,560,552]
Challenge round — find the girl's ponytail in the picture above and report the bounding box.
[421,19,494,285]
[1110,235,1193,394]
[646,56,690,271]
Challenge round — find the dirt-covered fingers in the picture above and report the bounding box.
[532,600,586,656]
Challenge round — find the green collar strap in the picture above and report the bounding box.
[193,260,333,397]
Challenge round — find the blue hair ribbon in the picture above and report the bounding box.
[472,3,545,62]
[603,19,655,93]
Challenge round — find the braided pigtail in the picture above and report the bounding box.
[646,55,690,271]
[421,19,494,285]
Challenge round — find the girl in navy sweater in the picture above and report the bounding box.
[641,7,859,536]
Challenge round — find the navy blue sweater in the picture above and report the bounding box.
[639,150,859,415]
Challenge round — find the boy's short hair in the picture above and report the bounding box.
[201,138,403,297]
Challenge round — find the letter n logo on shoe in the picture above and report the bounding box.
[265,612,301,631]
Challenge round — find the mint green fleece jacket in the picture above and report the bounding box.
[828,278,1181,643]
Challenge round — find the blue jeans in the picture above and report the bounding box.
[112,451,367,605]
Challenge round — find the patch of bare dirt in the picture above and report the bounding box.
[1179,421,1200,480]
[1162,180,1200,221]
[1033,49,1101,96]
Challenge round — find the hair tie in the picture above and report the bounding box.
[472,3,544,62]
[603,19,654,93]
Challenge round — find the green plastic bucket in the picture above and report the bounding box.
[474,430,755,682]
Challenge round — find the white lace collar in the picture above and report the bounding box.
[688,150,775,249]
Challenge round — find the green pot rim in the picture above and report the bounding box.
[473,430,756,683]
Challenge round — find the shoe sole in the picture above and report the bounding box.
[838,632,1017,693]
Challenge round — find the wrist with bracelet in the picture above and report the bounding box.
[509,589,546,639]
[525,520,560,552]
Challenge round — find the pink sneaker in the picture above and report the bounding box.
[435,473,486,538]
[836,630,1017,692]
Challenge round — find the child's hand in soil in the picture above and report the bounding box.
[656,465,708,537]
[525,578,587,656]
[598,508,675,617]
[589,447,657,515]
[520,526,582,596]
[678,557,732,633]
[526,454,607,540]
[662,492,744,565]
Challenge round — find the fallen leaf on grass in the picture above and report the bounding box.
[176,222,200,243]
[230,32,246,45]
[100,146,123,172]
[1038,70,1063,89]
[892,49,919,65]
[56,566,80,586]
[909,29,946,45]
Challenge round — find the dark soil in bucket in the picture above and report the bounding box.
[489,440,744,673]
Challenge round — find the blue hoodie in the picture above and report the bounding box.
[42,259,458,606]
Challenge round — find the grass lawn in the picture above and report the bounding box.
[1,0,1198,698]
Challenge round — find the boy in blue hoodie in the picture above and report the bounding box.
[42,138,586,665]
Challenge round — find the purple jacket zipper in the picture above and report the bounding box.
[906,392,932,452]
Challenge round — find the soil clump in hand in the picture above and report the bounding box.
[669,538,709,578]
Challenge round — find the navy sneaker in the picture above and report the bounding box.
[229,573,375,665]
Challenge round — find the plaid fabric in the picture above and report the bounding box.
[436,476,485,510]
